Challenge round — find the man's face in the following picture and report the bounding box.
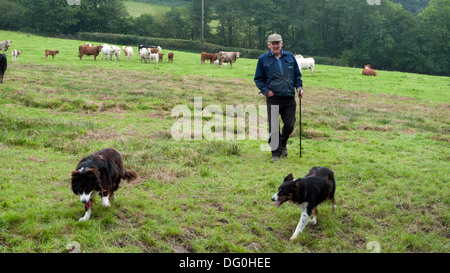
[268,41,283,55]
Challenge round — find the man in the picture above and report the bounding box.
[254,34,304,161]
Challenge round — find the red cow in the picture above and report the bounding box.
[201,52,218,64]
[79,45,103,61]
[45,49,59,60]
[362,64,377,76]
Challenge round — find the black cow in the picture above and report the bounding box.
[0,54,6,84]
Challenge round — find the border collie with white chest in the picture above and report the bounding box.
[71,148,138,221]
[271,167,336,240]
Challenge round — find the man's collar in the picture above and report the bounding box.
[269,50,284,58]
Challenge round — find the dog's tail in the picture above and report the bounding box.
[123,169,138,182]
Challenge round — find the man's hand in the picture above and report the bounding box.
[297,88,304,98]
[266,90,275,97]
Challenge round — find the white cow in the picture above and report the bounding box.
[112,46,121,61]
[214,59,227,66]
[295,55,315,76]
[11,49,22,62]
[149,53,159,64]
[123,46,133,60]
[139,48,150,63]
[101,44,112,60]
[0,40,12,55]
[101,44,120,61]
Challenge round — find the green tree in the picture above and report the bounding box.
[0,0,26,31]
[418,0,450,75]
[74,0,129,33]
[21,0,79,35]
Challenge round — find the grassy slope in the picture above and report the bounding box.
[123,0,171,17]
[0,30,448,253]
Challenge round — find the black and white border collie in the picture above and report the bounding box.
[271,167,336,240]
[71,148,138,221]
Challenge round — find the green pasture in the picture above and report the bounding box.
[0,30,448,253]
[124,1,171,17]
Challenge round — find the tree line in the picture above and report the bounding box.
[0,0,448,75]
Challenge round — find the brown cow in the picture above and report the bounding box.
[201,52,218,64]
[45,49,59,60]
[362,64,377,76]
[158,52,164,62]
[168,52,174,63]
[79,45,103,61]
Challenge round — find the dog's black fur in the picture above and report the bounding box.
[71,148,138,219]
[0,54,7,84]
[272,166,336,219]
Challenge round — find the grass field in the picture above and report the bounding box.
[124,1,171,17]
[0,30,448,253]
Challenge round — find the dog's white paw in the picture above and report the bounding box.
[101,196,111,207]
[79,217,88,221]
[290,235,298,241]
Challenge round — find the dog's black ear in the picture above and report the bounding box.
[71,170,80,179]
[71,171,80,194]
[86,168,98,178]
[284,173,294,181]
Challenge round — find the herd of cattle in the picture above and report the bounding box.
[0,38,378,84]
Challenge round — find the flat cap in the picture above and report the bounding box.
[268,34,282,42]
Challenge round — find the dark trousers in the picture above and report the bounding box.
[266,96,297,156]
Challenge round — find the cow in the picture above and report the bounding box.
[11,49,22,62]
[112,46,121,61]
[158,52,164,62]
[123,46,133,60]
[101,44,112,60]
[84,43,93,47]
[139,45,161,53]
[214,59,227,66]
[149,53,159,64]
[295,55,315,76]
[168,52,174,63]
[45,49,59,61]
[150,47,160,54]
[362,64,377,76]
[0,40,12,55]
[139,48,149,63]
[0,54,6,84]
[79,45,103,61]
[101,44,121,61]
[201,52,218,64]
[217,51,240,68]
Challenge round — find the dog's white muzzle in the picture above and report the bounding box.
[80,191,93,204]
[271,193,279,202]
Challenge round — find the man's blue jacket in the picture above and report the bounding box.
[254,50,302,98]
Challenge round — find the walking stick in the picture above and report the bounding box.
[299,92,302,158]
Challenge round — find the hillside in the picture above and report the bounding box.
[124,1,172,17]
[0,31,449,253]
